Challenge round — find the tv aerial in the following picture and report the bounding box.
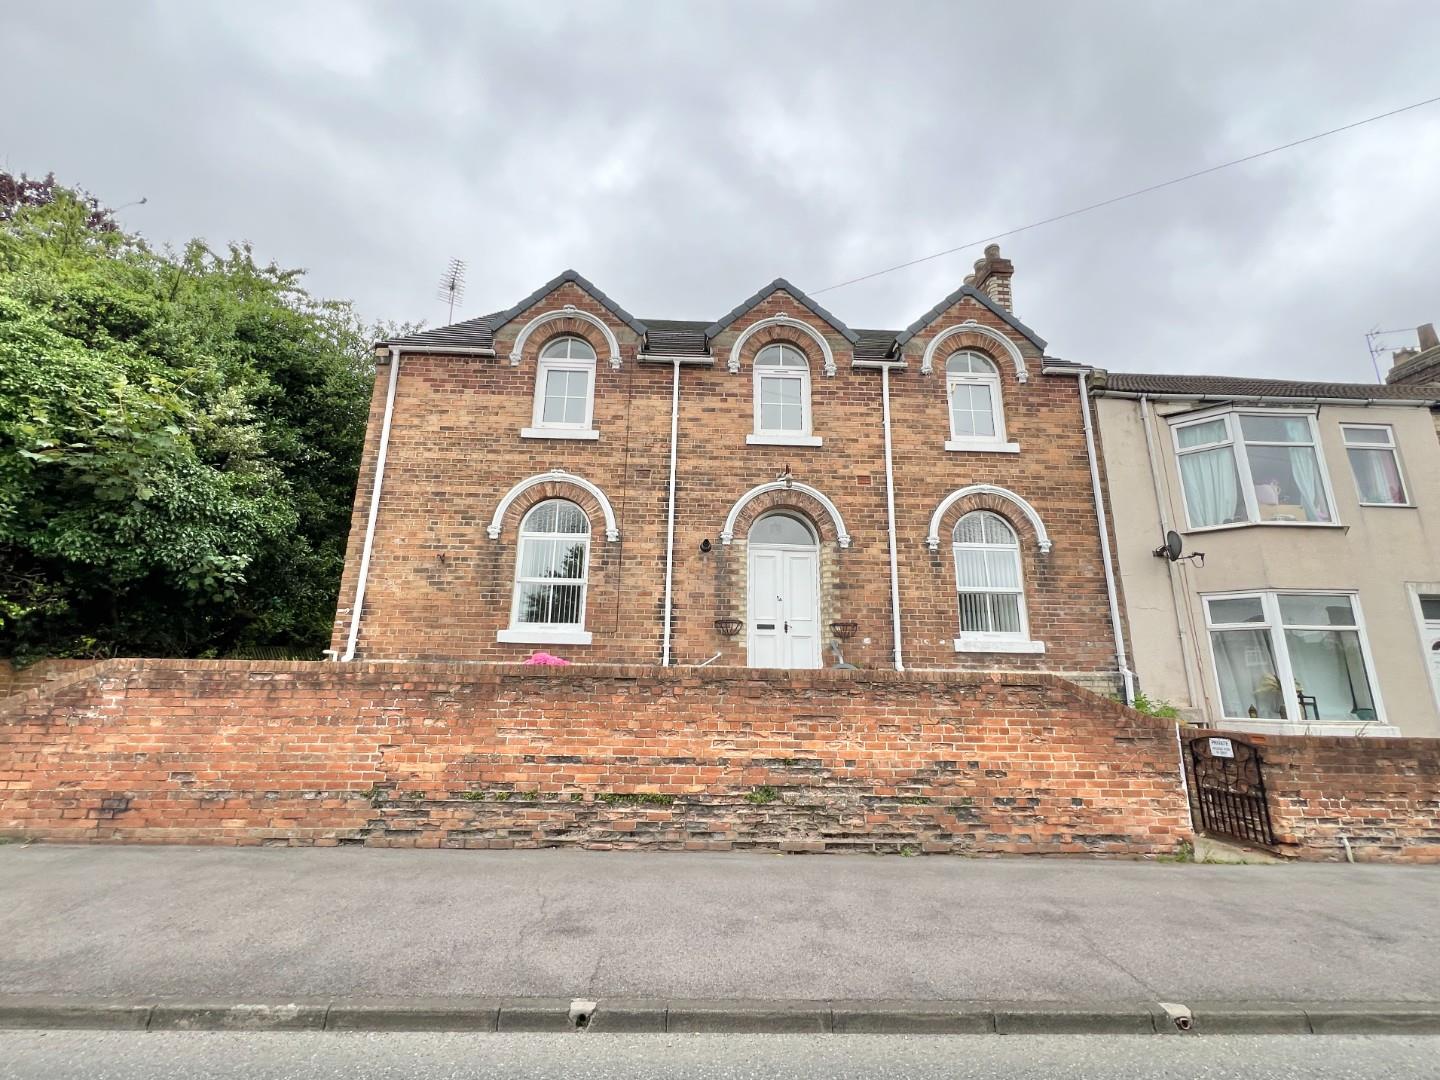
[436,258,467,323]
[1153,529,1205,568]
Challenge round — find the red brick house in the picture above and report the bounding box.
[330,247,1133,696]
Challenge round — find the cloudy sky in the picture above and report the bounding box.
[9,1,1439,380]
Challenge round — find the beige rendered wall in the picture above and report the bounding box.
[1097,395,1440,737]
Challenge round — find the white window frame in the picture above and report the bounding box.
[944,351,1018,453]
[1201,589,1391,734]
[1170,407,1341,532]
[748,343,821,447]
[1341,423,1411,507]
[522,336,599,441]
[952,511,1045,654]
[498,499,593,646]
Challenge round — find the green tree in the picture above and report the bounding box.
[0,173,395,661]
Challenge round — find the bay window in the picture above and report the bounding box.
[1204,591,1381,727]
[1172,410,1335,529]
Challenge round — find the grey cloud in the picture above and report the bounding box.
[7,0,1439,380]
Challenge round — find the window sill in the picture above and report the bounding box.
[747,434,823,447]
[1208,719,1400,738]
[497,628,593,645]
[954,637,1046,654]
[1183,520,1347,534]
[1357,502,1415,509]
[521,427,599,441]
[944,440,1019,454]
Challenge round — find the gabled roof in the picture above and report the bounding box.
[489,269,647,336]
[895,284,1046,352]
[705,278,861,344]
[1094,370,1440,402]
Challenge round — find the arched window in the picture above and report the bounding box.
[750,344,816,444]
[529,336,597,437]
[510,499,590,633]
[945,350,1005,448]
[953,510,1026,640]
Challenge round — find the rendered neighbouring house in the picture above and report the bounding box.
[330,248,1136,696]
[1092,357,1440,737]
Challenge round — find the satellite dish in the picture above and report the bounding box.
[1153,530,1184,561]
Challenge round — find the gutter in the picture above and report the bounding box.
[1092,389,1438,408]
[376,345,497,359]
[875,361,905,671]
[341,347,402,661]
[1076,370,1135,704]
[661,360,681,666]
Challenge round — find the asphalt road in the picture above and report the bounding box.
[2,846,1437,1003]
[3,1032,1438,1080]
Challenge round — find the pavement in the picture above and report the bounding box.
[4,1033,1439,1080]
[1,845,1437,1036]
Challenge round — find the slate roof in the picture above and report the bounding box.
[706,278,861,343]
[639,319,711,356]
[1095,371,1440,402]
[895,284,1046,352]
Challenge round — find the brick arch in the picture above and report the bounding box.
[736,327,821,375]
[917,322,1028,382]
[922,335,1007,382]
[727,315,838,376]
[720,482,852,549]
[926,485,1051,553]
[486,470,620,542]
[508,310,620,371]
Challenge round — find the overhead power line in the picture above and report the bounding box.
[811,92,1440,295]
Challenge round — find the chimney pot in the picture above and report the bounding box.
[984,243,1001,257]
[1419,323,1439,351]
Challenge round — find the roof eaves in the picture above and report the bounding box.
[705,278,861,344]
[489,269,647,336]
[894,285,1047,351]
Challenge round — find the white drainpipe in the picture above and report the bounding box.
[661,359,681,666]
[341,347,401,662]
[882,365,904,672]
[1078,370,1134,704]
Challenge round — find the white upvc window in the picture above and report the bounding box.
[500,498,592,645]
[952,510,1044,654]
[1171,409,1337,530]
[748,343,820,446]
[1342,424,1410,506]
[1203,590,1384,729]
[524,336,598,440]
[944,351,1015,452]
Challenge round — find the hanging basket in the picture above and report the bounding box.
[713,617,744,638]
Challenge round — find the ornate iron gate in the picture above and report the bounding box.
[1188,736,1276,846]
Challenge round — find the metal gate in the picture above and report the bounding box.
[1187,736,1276,846]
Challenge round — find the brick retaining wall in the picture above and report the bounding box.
[0,660,1189,855]
[1182,728,1440,862]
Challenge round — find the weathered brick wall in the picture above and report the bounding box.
[0,659,98,699]
[1,660,1187,854]
[1182,728,1440,862]
[332,279,1128,690]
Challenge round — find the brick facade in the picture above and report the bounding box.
[331,263,1128,691]
[1183,727,1440,862]
[0,660,1188,854]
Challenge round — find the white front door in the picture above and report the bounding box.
[747,544,821,669]
[1426,629,1440,710]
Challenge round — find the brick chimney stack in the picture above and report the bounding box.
[970,244,1014,311]
[1387,322,1440,386]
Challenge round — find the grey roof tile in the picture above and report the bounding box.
[705,278,861,344]
[1096,370,1440,401]
[895,284,1046,351]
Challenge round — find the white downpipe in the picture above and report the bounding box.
[1139,394,1202,709]
[341,347,401,662]
[1078,371,1134,704]
[881,366,904,672]
[661,360,680,666]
